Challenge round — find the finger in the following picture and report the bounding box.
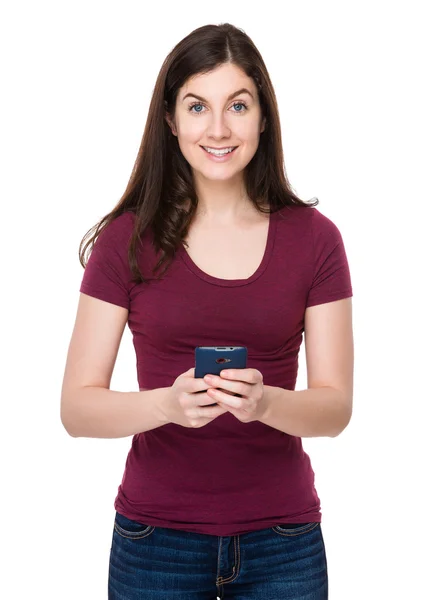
[203,375,240,395]
[218,388,242,398]
[221,368,259,384]
[194,391,222,407]
[196,404,228,419]
[204,376,246,397]
[192,373,215,394]
[207,387,243,408]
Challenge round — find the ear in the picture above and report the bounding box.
[165,112,178,136]
[260,116,266,133]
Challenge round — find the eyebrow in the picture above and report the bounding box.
[182,88,254,103]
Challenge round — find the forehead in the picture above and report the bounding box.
[178,63,256,100]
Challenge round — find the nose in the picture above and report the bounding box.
[206,112,231,139]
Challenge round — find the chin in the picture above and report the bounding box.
[198,168,242,182]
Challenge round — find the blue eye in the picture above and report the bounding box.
[188,101,248,114]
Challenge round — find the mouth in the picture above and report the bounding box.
[200,145,238,161]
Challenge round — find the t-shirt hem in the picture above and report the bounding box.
[114,505,322,536]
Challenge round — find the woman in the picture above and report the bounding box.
[61,22,354,599]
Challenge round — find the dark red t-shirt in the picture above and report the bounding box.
[79,204,353,535]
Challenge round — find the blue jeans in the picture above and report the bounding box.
[108,512,328,600]
[108,511,328,599]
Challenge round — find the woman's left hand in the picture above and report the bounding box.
[203,368,267,423]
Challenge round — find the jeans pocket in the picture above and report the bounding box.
[113,511,155,540]
[272,522,320,537]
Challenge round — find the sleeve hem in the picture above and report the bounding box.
[79,285,129,310]
[306,289,353,308]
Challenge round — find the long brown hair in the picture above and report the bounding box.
[79,23,319,284]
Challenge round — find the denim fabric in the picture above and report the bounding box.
[108,511,328,599]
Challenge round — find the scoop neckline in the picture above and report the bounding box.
[179,209,277,287]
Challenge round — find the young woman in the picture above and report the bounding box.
[61,23,353,600]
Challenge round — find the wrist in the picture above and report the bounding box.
[154,386,172,426]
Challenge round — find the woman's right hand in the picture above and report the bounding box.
[160,367,228,428]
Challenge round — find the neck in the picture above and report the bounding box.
[192,173,254,224]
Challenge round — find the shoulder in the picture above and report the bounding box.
[273,203,314,232]
[309,207,345,247]
[96,211,136,246]
[275,203,333,223]
[276,204,342,234]
[273,205,347,253]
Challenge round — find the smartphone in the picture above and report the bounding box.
[194,346,248,406]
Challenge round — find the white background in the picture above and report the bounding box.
[1,1,423,598]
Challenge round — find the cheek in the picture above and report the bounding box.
[175,128,201,162]
[177,118,203,143]
[238,120,262,141]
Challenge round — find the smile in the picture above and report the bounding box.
[200,146,238,161]
[201,146,237,155]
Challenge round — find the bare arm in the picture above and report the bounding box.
[60,293,169,439]
[259,384,351,438]
[61,385,169,438]
[259,298,354,438]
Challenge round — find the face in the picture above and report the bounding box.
[166,63,266,183]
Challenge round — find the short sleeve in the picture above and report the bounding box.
[306,208,353,308]
[79,213,135,310]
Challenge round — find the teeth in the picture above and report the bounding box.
[203,146,235,155]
